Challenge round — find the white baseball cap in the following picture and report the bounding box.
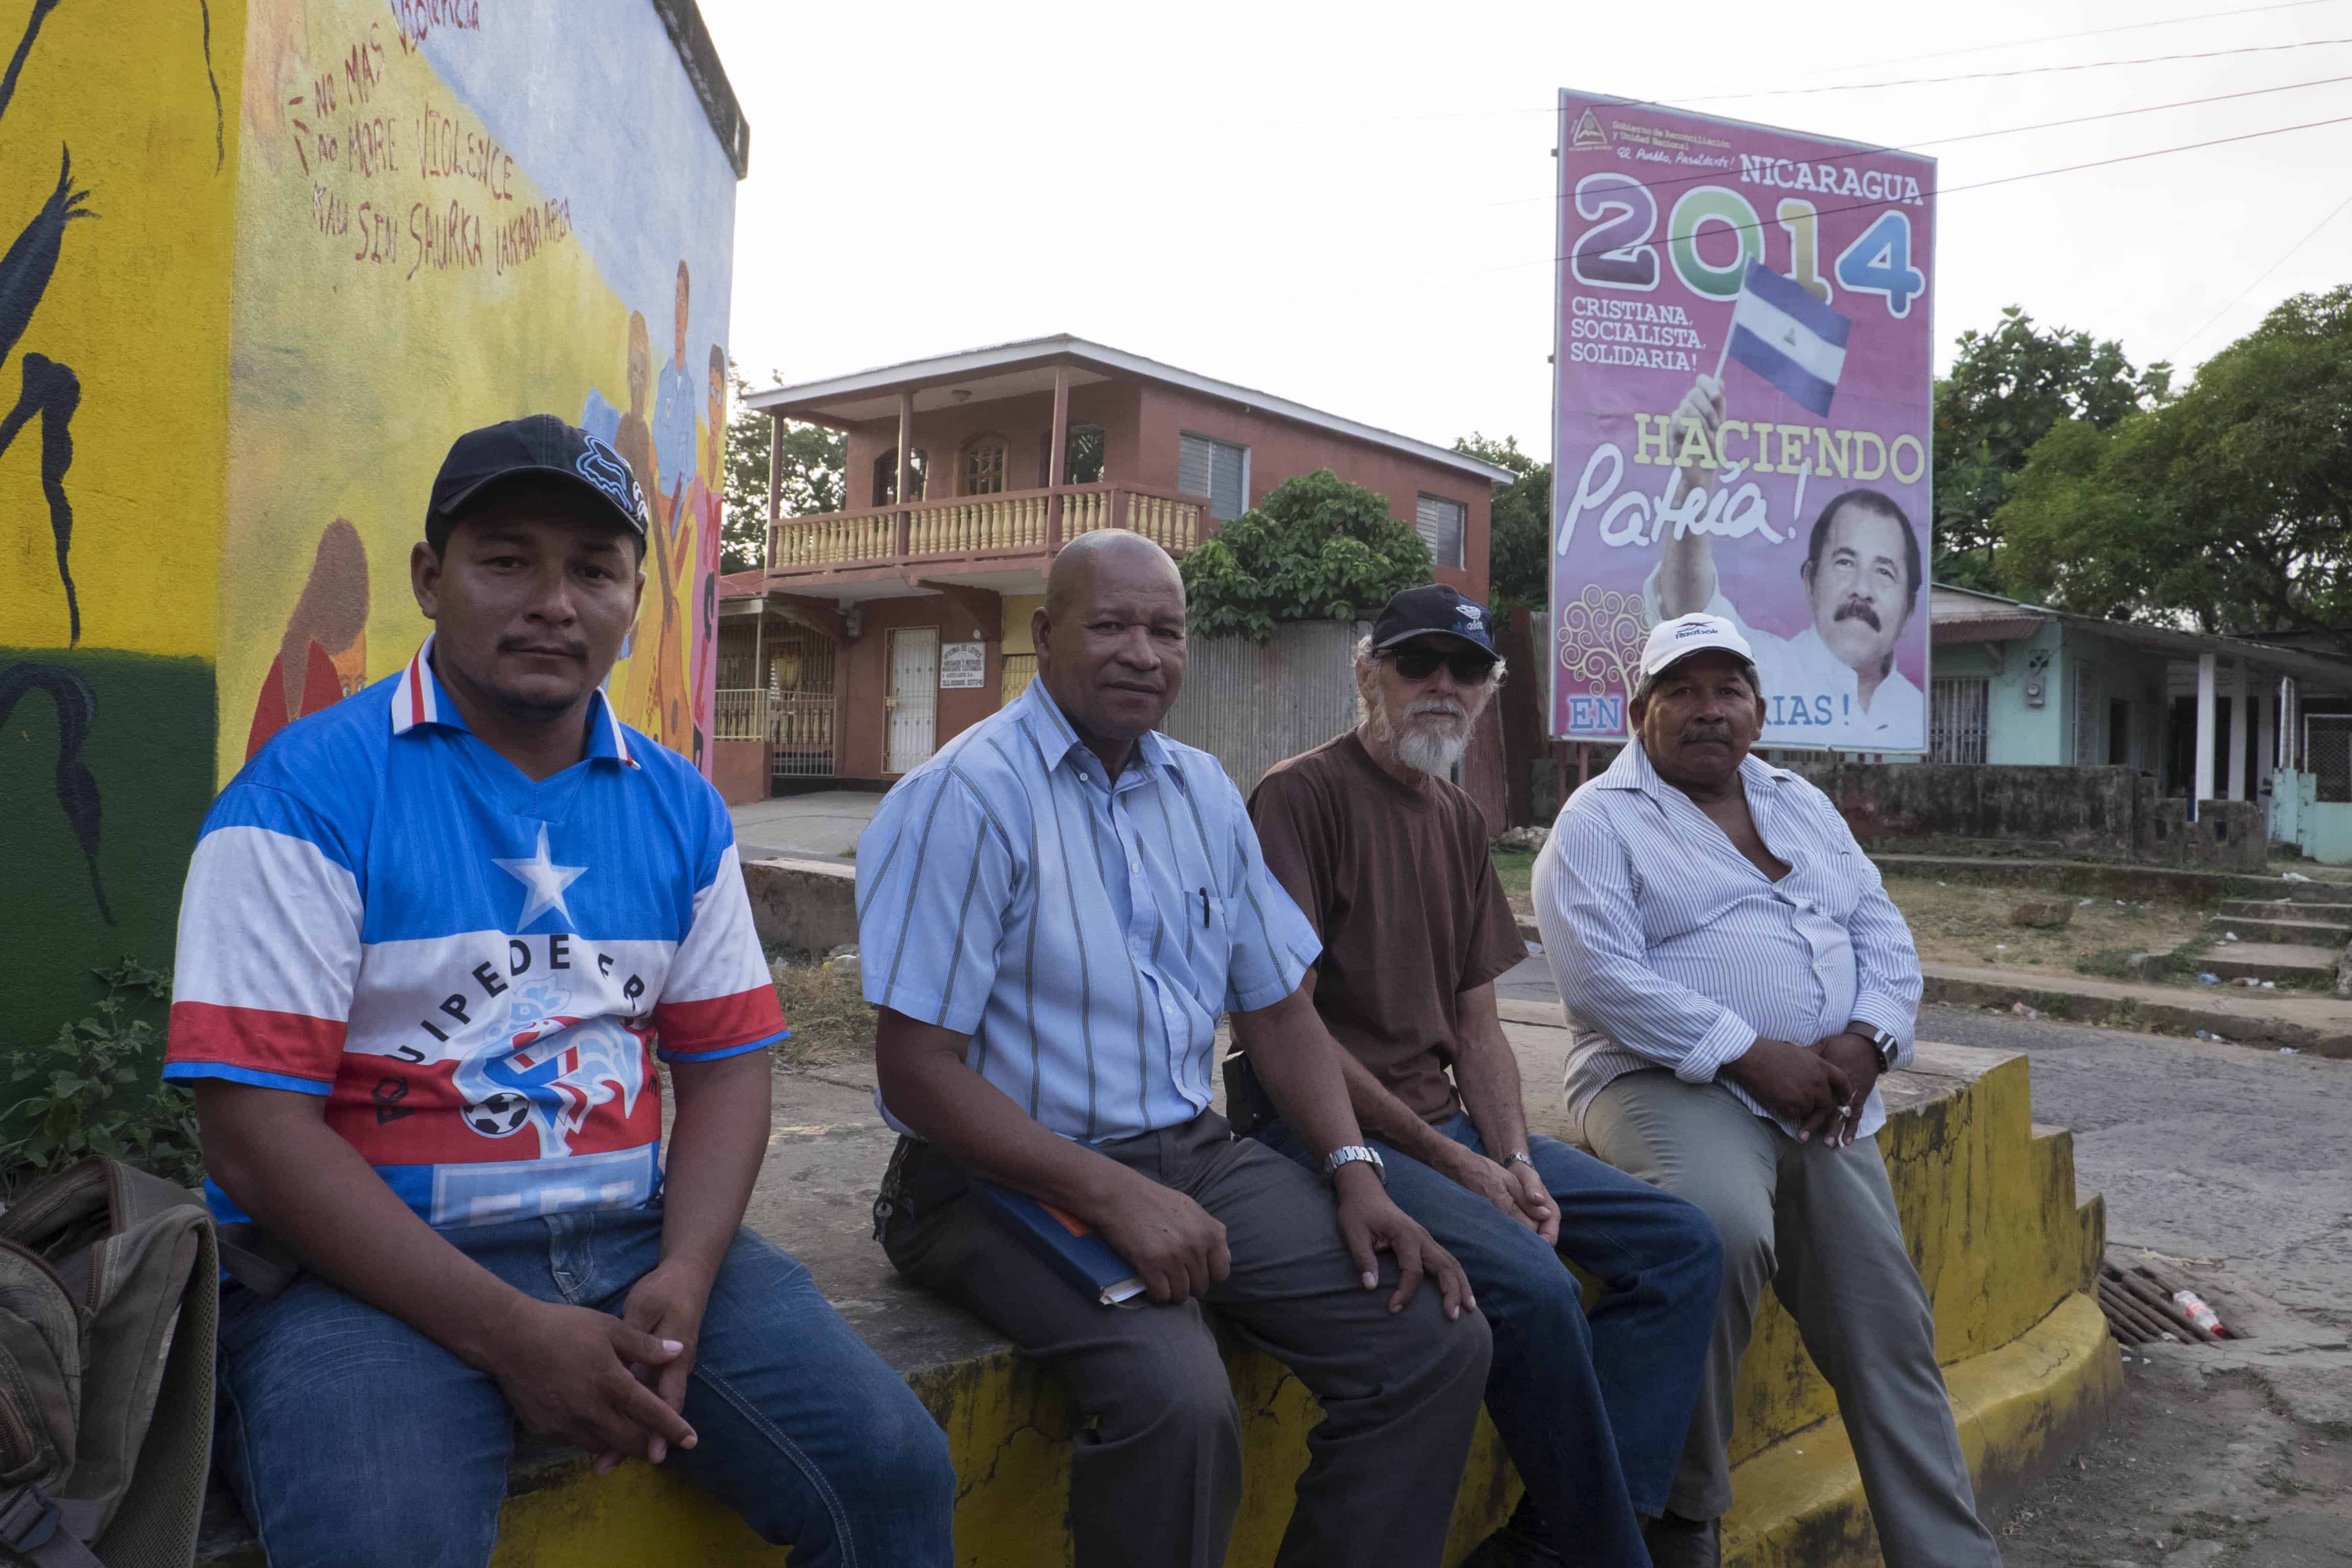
[1638,613,1756,683]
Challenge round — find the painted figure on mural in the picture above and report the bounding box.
[616,311,658,509]
[685,342,729,767]
[652,259,697,529]
[246,518,370,759]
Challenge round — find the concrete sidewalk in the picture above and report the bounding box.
[729,790,883,864]
[1504,933,2352,1057]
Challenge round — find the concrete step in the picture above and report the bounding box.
[2219,898,2352,921]
[2208,915,2352,945]
[2197,942,2342,986]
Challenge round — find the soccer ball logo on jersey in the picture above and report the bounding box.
[454,981,649,1159]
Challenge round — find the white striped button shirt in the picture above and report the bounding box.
[856,678,1320,1144]
[1532,742,1921,1142]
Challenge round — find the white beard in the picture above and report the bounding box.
[1395,725,1468,776]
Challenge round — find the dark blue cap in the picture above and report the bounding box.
[1370,584,1499,658]
[428,414,651,539]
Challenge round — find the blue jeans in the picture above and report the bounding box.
[1260,1113,1720,1564]
[214,1205,955,1568]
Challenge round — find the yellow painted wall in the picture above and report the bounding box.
[0,0,239,657]
[1000,593,1043,656]
[0,0,243,1048]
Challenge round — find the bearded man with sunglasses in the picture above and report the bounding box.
[1235,585,1722,1568]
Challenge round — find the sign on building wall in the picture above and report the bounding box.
[1550,91,1935,751]
[939,641,987,690]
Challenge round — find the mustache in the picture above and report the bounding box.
[1832,596,1882,632]
[1679,721,1733,745]
[1404,700,1468,723]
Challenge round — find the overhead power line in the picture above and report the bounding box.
[1477,73,2352,210]
[1760,0,2345,81]
[1691,35,2352,102]
[1420,111,2352,286]
[2168,190,2352,358]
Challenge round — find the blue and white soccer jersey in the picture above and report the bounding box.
[164,641,787,1228]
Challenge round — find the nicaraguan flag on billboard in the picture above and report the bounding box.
[1725,260,1851,417]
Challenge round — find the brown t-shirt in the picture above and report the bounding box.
[1247,732,1527,1124]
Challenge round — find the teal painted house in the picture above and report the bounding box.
[1928,585,2352,864]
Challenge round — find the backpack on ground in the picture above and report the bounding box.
[0,1159,217,1568]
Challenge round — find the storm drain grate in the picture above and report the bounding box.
[2097,1253,2238,1347]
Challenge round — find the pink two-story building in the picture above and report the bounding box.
[713,335,1512,800]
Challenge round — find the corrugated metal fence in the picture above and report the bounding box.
[1161,621,1369,793]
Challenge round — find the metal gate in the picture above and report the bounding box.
[1929,677,1989,765]
[767,625,838,782]
[2309,714,2352,803]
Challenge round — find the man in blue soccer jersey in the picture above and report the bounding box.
[165,416,953,1567]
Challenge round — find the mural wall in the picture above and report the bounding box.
[225,0,738,782]
[0,0,739,1047]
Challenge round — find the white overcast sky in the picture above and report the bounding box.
[698,0,2352,455]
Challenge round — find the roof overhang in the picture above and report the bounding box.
[1925,581,2352,689]
[744,335,1518,487]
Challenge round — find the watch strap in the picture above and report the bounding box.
[1322,1144,1387,1185]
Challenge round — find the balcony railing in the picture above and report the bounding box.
[768,481,1209,575]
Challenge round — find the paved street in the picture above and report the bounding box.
[731,790,883,864]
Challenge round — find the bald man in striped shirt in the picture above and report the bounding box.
[1533,612,2002,1568]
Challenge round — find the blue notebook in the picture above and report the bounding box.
[970,1181,1146,1307]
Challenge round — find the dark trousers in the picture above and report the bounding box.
[879,1111,1493,1568]
[1260,1112,1721,1565]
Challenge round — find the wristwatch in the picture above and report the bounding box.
[1852,1023,1900,1071]
[1501,1151,1536,1172]
[1322,1144,1387,1186]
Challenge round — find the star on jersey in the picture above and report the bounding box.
[494,824,587,930]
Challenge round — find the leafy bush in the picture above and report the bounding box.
[0,960,202,1198]
[1180,469,1433,642]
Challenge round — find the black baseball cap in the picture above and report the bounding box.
[1370,584,1499,659]
[427,414,651,542]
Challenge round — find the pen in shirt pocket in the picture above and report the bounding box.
[1199,887,1211,929]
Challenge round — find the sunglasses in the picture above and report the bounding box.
[1385,647,1498,684]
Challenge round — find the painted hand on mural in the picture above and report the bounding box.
[0,662,111,924]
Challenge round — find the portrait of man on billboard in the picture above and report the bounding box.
[1645,372,1923,748]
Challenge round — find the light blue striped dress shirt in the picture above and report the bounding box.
[1532,742,1921,1142]
[856,679,1321,1143]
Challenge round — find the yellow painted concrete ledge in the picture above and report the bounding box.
[197,1043,2115,1565]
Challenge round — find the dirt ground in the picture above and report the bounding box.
[1883,878,2210,981]
[1998,1356,2352,1567]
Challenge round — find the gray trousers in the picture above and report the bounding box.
[1583,1072,2002,1568]
[879,1111,1492,1568]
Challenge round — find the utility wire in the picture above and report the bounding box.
[2167,190,2352,357]
[1428,111,2352,284]
[1477,73,2352,210]
[1691,35,2352,102]
[1759,0,2345,81]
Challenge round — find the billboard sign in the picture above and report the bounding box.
[1551,92,1935,750]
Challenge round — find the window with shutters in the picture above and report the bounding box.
[1416,494,1466,569]
[1177,432,1248,521]
[959,435,1007,496]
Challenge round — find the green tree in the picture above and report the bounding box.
[1996,285,2352,656]
[1180,469,1434,642]
[1455,432,1548,612]
[720,365,846,574]
[1932,306,2170,593]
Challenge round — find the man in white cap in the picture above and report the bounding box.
[1531,614,2001,1568]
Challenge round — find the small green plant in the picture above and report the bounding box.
[0,959,203,1198]
[2074,947,2142,980]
